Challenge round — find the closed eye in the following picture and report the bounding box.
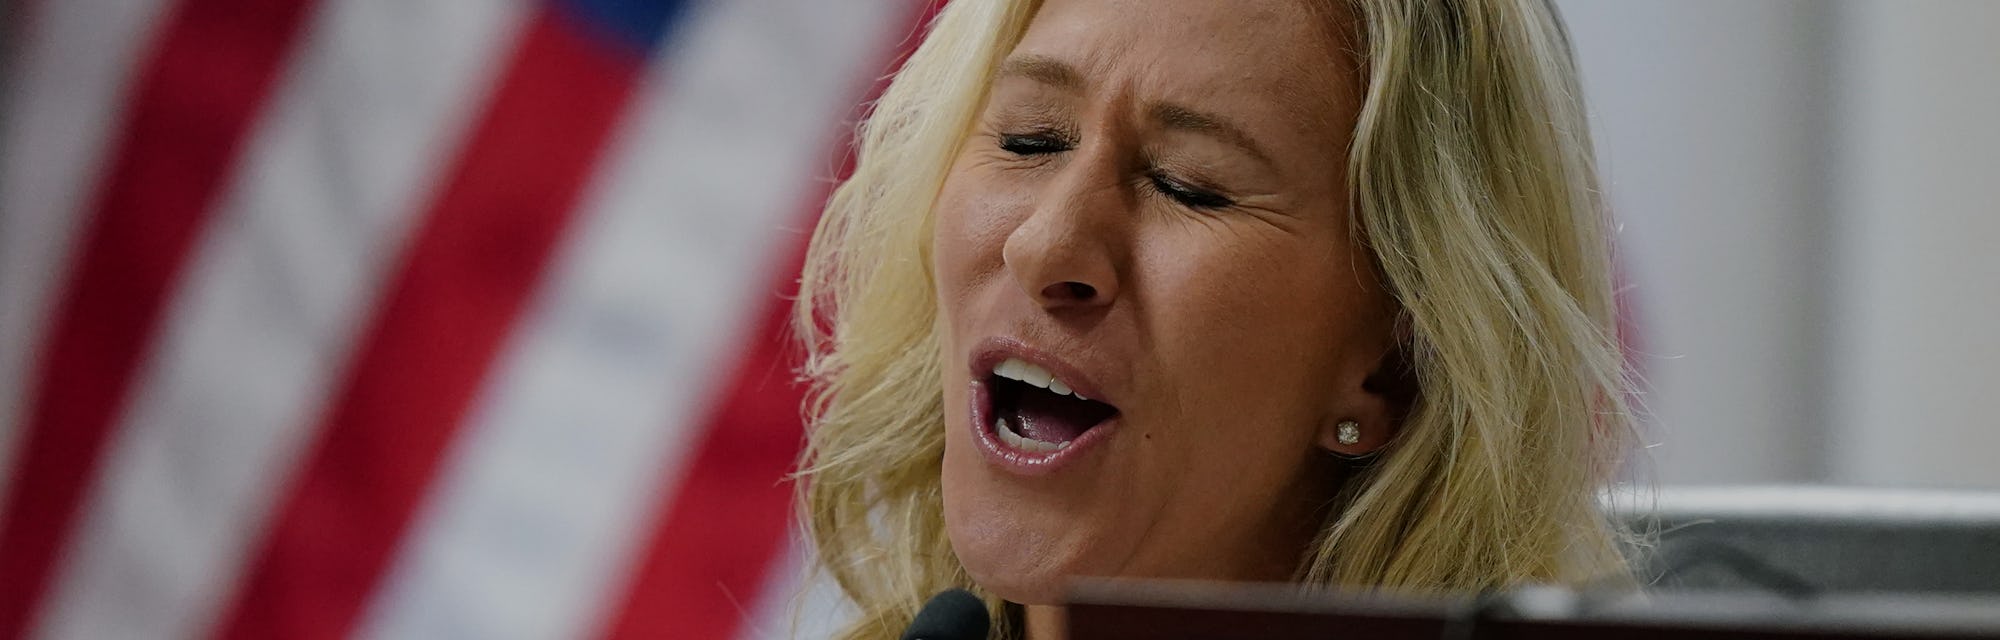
[999,132,1071,156]
[999,130,1233,210]
[1147,171,1234,209]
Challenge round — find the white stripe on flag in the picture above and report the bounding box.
[0,0,176,510]
[735,533,857,640]
[355,1,906,638]
[29,2,529,638]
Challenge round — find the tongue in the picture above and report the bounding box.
[1011,387,1105,443]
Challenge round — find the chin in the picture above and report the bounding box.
[942,436,1119,606]
[958,554,1067,605]
[944,505,1084,605]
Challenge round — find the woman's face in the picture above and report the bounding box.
[933,0,1395,603]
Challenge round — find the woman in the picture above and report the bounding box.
[794,0,1637,638]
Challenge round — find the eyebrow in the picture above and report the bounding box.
[995,54,1276,169]
[995,54,1084,91]
[1147,102,1275,168]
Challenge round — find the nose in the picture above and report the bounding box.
[1001,152,1125,311]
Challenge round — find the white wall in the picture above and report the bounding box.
[1828,1,2000,488]
[1559,1,2000,487]
[1560,0,1834,485]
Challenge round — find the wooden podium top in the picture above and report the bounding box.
[1063,580,2000,639]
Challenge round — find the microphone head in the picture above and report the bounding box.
[900,588,991,640]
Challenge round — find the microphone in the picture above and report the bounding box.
[900,588,991,640]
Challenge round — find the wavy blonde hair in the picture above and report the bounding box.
[794,1,1637,638]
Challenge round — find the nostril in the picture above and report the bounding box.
[1042,281,1097,302]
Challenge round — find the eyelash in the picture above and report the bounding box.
[998,132,1069,156]
[997,132,1236,210]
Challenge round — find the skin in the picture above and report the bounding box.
[929,0,1397,635]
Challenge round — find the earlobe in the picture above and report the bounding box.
[1315,341,1417,457]
[1316,417,1380,457]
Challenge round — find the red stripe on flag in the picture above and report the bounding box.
[595,4,939,638]
[0,1,318,636]
[593,213,818,640]
[210,10,650,640]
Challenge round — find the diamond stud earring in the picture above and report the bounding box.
[1335,420,1362,446]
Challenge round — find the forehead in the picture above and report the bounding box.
[1006,0,1354,121]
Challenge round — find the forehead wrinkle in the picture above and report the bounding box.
[1146,101,1276,169]
[1002,0,1359,176]
[995,54,1086,93]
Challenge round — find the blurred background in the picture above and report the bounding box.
[0,1,1994,639]
[1560,0,2000,487]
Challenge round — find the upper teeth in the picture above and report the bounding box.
[992,357,1088,400]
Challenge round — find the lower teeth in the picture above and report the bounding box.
[994,417,1067,453]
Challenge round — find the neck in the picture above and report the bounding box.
[1023,604,1064,640]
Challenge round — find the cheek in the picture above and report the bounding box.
[1133,224,1360,436]
[933,177,994,497]
[1111,228,1360,563]
[930,171,1028,328]
[1147,227,1352,358]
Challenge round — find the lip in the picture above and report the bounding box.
[967,336,1120,476]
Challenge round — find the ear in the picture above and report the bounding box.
[1314,337,1418,457]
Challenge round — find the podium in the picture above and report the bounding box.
[1064,580,2000,639]
[1059,487,2000,638]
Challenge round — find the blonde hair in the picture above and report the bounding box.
[794,1,1637,638]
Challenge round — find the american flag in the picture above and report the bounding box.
[0,0,930,637]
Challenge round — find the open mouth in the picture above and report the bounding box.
[985,357,1119,454]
